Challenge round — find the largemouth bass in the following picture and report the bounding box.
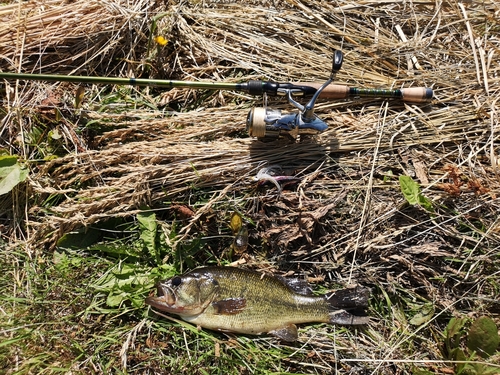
[145,266,369,341]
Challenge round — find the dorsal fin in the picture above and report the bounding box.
[277,276,314,296]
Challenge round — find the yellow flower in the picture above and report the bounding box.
[154,36,168,46]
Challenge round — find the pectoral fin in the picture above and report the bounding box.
[212,298,246,315]
[269,324,298,342]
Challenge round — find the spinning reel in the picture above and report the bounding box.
[246,50,344,140]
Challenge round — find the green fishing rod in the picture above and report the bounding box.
[0,51,433,140]
[0,72,432,102]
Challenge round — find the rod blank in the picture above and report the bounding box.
[0,72,240,91]
[0,72,433,102]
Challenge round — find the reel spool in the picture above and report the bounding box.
[246,50,343,140]
[246,107,328,139]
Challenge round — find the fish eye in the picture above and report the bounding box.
[171,276,182,287]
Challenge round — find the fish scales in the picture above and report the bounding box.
[183,267,332,334]
[145,266,369,341]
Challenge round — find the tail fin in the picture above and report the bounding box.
[325,287,370,325]
[324,286,370,309]
[329,309,370,325]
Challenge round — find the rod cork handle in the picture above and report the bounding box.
[294,82,433,102]
[400,87,434,103]
[294,83,350,99]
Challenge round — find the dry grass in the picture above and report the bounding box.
[0,0,152,75]
[1,0,499,374]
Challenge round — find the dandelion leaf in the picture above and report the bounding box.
[0,155,28,195]
[399,175,420,205]
[467,316,499,358]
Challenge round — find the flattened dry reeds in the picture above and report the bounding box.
[0,0,153,74]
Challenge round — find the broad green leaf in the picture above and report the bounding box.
[93,263,159,308]
[451,347,467,373]
[137,210,159,261]
[399,175,433,212]
[0,155,17,168]
[445,317,468,339]
[57,227,103,249]
[137,210,157,232]
[443,317,468,359]
[399,175,420,205]
[418,193,434,212]
[409,304,435,326]
[49,128,61,140]
[0,157,28,195]
[467,316,499,358]
[107,292,126,307]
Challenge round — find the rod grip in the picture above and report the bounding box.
[400,87,434,103]
[294,82,350,99]
[293,82,433,102]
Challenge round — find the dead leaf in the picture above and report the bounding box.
[229,211,243,234]
[171,205,195,220]
[413,160,429,184]
[307,202,336,221]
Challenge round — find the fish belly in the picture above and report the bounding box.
[182,298,330,335]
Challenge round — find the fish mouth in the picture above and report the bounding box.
[145,283,178,312]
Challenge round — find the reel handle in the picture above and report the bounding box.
[331,50,343,75]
